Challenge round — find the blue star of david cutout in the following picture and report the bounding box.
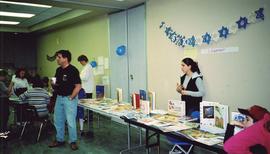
[202,32,211,44]
[165,26,172,36]
[159,21,165,28]
[255,8,264,20]
[218,26,229,39]
[176,35,185,47]
[186,36,196,47]
[236,17,248,29]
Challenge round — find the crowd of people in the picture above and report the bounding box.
[0,50,95,151]
[1,54,269,153]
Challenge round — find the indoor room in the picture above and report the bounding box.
[1,0,270,154]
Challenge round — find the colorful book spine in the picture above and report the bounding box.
[148,91,156,110]
[139,89,147,100]
[132,93,140,109]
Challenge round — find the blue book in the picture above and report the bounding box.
[139,89,146,100]
[96,85,104,99]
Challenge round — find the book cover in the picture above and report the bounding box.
[132,93,140,109]
[116,88,123,103]
[168,100,185,116]
[148,91,156,110]
[200,101,229,134]
[139,89,147,100]
[214,104,228,130]
[180,129,223,146]
[96,85,104,99]
[140,100,150,114]
[231,112,246,123]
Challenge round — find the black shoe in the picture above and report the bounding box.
[83,117,88,123]
[80,131,85,136]
[70,142,78,150]
[48,140,65,148]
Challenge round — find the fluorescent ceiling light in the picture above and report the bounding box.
[0,11,34,18]
[0,0,52,8]
[0,20,20,25]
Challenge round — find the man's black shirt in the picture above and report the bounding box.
[55,64,81,96]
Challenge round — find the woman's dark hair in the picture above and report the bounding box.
[56,50,72,62]
[15,68,26,79]
[182,58,201,74]
[77,55,88,62]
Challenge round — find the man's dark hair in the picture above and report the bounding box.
[56,50,72,62]
[77,55,88,62]
[32,77,44,88]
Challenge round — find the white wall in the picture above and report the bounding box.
[146,0,270,112]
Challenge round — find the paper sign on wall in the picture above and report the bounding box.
[104,58,109,69]
[183,47,198,59]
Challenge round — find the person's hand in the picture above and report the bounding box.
[231,115,254,128]
[176,83,182,93]
[231,120,245,128]
[180,90,188,95]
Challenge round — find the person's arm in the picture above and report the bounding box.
[182,77,205,97]
[80,67,90,81]
[19,90,28,100]
[224,123,236,143]
[0,82,9,94]
[7,81,13,95]
[69,84,81,100]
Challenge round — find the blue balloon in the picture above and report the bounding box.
[90,61,97,68]
[116,45,126,56]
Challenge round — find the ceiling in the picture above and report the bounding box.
[0,0,146,33]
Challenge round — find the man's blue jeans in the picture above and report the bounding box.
[54,95,78,143]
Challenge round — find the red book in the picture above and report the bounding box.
[132,93,140,109]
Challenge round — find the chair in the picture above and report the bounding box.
[20,105,49,142]
[168,111,200,154]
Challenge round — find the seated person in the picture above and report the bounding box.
[0,70,12,132]
[224,112,270,154]
[224,105,269,142]
[10,68,29,97]
[224,105,270,154]
[19,77,50,118]
[77,88,86,136]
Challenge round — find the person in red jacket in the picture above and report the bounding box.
[224,112,270,154]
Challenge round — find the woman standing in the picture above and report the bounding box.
[176,58,205,116]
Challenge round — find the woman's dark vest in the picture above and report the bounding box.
[180,74,203,115]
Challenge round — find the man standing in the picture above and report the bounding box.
[77,55,94,136]
[49,50,81,150]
